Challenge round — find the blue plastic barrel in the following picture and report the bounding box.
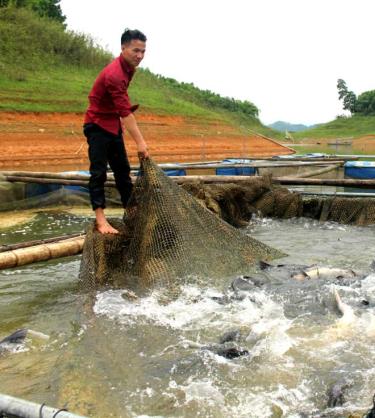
[344,161,375,179]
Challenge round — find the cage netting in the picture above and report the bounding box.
[79,159,284,292]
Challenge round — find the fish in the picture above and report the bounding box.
[183,339,249,359]
[258,260,308,272]
[121,290,138,301]
[210,276,264,305]
[259,260,311,281]
[210,294,232,305]
[327,379,351,407]
[260,261,357,281]
[360,273,375,306]
[0,329,28,354]
[292,267,357,281]
[218,329,241,344]
[332,286,355,324]
[0,328,49,354]
[231,276,264,292]
[208,342,249,359]
[0,328,28,345]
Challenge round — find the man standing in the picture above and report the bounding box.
[83,29,149,234]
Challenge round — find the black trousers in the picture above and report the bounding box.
[83,123,133,210]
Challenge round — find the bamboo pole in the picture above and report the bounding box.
[3,173,375,189]
[0,236,85,270]
[0,160,347,177]
[1,171,93,180]
[2,175,99,187]
[285,163,342,179]
[274,177,375,188]
[0,233,84,253]
[154,160,347,169]
[171,175,375,188]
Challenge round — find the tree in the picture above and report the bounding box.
[0,0,28,6]
[355,90,375,115]
[0,0,66,24]
[337,78,357,114]
[31,0,66,25]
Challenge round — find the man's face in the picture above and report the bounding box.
[121,39,146,68]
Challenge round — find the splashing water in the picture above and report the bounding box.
[1,214,375,416]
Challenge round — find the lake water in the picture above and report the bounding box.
[1,212,375,417]
[287,141,375,158]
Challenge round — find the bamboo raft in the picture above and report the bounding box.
[0,235,84,270]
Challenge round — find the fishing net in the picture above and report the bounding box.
[182,179,304,226]
[303,196,375,225]
[79,159,284,292]
[183,180,375,227]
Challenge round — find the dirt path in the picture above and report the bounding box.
[0,112,293,171]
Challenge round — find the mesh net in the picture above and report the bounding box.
[303,196,375,225]
[182,180,304,226]
[183,181,375,227]
[79,159,284,292]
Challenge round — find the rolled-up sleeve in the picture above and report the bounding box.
[105,74,135,118]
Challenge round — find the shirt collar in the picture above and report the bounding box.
[119,54,135,76]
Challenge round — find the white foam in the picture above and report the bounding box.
[94,286,229,329]
[182,378,225,407]
[94,285,292,340]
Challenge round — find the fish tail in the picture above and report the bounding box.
[332,285,344,314]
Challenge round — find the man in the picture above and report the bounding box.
[83,28,149,234]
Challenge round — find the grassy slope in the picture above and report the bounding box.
[294,115,375,140]
[0,7,279,138]
[2,8,374,141]
[0,65,281,139]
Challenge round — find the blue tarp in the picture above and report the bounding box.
[62,170,90,193]
[216,159,256,176]
[25,171,90,198]
[164,169,186,176]
[25,183,61,198]
[344,161,375,179]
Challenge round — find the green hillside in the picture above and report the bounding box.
[294,115,375,140]
[0,7,279,138]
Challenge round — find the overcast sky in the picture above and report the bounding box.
[60,0,375,126]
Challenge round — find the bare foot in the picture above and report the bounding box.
[96,220,119,234]
[94,208,119,234]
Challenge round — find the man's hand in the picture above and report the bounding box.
[121,113,149,160]
[137,140,149,160]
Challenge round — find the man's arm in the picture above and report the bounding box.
[121,113,149,159]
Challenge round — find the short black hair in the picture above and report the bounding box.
[121,28,147,45]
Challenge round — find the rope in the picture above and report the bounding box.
[39,403,46,418]
[39,402,69,417]
[53,408,69,417]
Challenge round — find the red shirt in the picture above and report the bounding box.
[84,55,139,135]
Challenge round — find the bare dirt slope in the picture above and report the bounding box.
[0,112,293,171]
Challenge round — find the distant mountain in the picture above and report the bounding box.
[268,121,316,132]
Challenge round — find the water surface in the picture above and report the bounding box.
[1,213,375,417]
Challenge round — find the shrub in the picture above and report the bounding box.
[0,7,112,69]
